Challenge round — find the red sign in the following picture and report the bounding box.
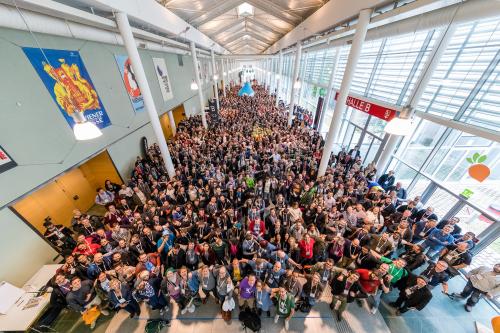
[334,92,397,121]
[0,145,16,174]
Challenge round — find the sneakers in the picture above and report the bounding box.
[451,293,464,299]
[464,304,472,312]
[181,307,188,315]
[188,304,196,313]
[274,314,279,324]
[90,320,96,330]
[285,319,289,330]
[100,309,109,316]
[370,307,378,315]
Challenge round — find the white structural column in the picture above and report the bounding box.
[318,48,339,132]
[318,9,372,177]
[276,50,284,107]
[274,58,278,93]
[167,110,176,136]
[288,42,302,126]
[221,58,226,97]
[115,12,175,178]
[210,49,220,110]
[264,58,269,88]
[376,25,457,174]
[190,41,207,128]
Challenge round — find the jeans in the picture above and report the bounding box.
[300,292,317,307]
[461,280,485,307]
[368,289,382,310]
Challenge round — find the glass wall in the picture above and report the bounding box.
[288,13,500,270]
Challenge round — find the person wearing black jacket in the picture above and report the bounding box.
[390,275,432,315]
[329,270,365,321]
[140,227,158,254]
[166,244,187,269]
[354,246,380,270]
[378,171,395,191]
[412,207,438,223]
[436,217,462,236]
[380,197,396,218]
[399,244,427,272]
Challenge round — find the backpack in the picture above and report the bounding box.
[145,319,169,333]
[238,309,261,332]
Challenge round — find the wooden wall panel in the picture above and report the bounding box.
[79,151,122,191]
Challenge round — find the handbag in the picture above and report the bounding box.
[82,306,101,325]
[222,296,235,311]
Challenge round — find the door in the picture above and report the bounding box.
[13,181,77,232]
[56,168,95,212]
[172,104,186,126]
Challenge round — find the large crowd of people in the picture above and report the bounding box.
[41,84,498,330]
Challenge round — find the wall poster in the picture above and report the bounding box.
[23,47,111,129]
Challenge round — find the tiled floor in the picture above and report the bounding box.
[379,275,499,333]
[48,286,391,333]
[45,276,499,333]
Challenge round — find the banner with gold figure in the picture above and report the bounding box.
[23,48,111,130]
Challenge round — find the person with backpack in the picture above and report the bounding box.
[273,287,295,330]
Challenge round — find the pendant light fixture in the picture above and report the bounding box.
[190,79,198,90]
[384,106,414,136]
[72,111,102,141]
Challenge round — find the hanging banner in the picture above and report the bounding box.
[152,57,173,102]
[334,91,397,121]
[313,96,324,130]
[114,55,144,112]
[0,146,17,174]
[22,47,111,130]
[208,98,219,124]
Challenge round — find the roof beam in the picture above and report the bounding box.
[232,44,263,53]
[207,17,245,37]
[246,17,287,35]
[189,0,245,27]
[246,0,300,26]
[220,31,250,45]
[246,31,274,45]
[226,36,269,49]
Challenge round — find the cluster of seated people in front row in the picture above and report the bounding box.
[39,85,498,331]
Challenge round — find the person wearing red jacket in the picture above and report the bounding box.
[356,264,390,314]
[298,233,315,265]
[72,241,100,256]
[249,218,265,239]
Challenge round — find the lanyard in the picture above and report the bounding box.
[389,265,402,277]
[376,238,387,250]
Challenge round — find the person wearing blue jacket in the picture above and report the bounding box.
[87,253,113,280]
[255,280,273,317]
[421,225,455,258]
[108,279,141,318]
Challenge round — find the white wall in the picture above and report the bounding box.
[0,26,210,285]
[0,208,58,285]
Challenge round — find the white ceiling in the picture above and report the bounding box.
[157,0,328,54]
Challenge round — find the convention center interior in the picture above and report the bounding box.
[0,0,499,332]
